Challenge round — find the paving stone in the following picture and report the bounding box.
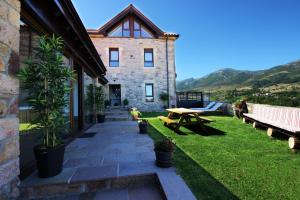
[157,171,197,200]
[20,168,76,187]
[64,150,89,160]
[128,184,163,200]
[20,120,196,199]
[63,156,103,169]
[70,165,118,183]
[118,162,157,177]
[94,188,129,200]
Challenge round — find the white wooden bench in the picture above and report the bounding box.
[243,104,300,149]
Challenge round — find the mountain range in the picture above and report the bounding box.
[176,60,300,92]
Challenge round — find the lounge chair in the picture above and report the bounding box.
[192,101,216,110]
[193,102,223,112]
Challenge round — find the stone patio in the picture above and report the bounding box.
[20,120,196,200]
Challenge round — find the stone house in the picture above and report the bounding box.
[0,0,107,198]
[88,4,179,111]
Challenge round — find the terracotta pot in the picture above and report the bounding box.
[132,114,139,121]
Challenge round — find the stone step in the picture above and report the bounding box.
[105,112,129,116]
[19,169,165,200]
[105,116,130,121]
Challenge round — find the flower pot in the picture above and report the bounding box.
[34,144,65,178]
[132,115,139,121]
[155,150,173,168]
[139,122,148,134]
[97,114,105,123]
[87,114,94,123]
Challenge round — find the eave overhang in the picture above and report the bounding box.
[21,0,107,83]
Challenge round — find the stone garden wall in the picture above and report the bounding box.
[0,0,20,199]
[90,36,177,111]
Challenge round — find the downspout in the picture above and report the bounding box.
[165,36,170,108]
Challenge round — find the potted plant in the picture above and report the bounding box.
[95,86,105,123]
[130,107,141,120]
[233,100,242,117]
[85,84,94,123]
[154,138,174,168]
[123,98,129,108]
[18,35,73,178]
[159,92,169,109]
[138,119,148,134]
[104,99,110,108]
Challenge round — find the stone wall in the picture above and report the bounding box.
[0,0,20,199]
[90,36,177,111]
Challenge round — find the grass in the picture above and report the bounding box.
[143,112,300,200]
[19,123,38,132]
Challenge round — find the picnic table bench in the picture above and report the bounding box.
[158,108,214,132]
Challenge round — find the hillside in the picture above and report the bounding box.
[177,60,300,92]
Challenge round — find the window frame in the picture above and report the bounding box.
[109,48,119,67]
[107,18,154,38]
[145,83,154,102]
[144,48,154,67]
[122,19,130,37]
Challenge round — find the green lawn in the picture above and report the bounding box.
[19,123,38,132]
[143,112,300,200]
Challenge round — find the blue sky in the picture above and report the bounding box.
[73,0,300,80]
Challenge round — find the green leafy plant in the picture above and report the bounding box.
[95,85,105,114]
[18,35,73,148]
[104,100,110,107]
[154,138,174,152]
[123,99,129,106]
[85,84,94,115]
[159,92,169,102]
[130,110,141,117]
[159,92,169,108]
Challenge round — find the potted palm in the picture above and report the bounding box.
[138,119,148,134]
[159,92,169,109]
[85,84,94,123]
[154,138,174,168]
[18,35,73,178]
[95,86,105,123]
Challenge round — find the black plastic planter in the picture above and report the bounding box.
[139,122,148,134]
[97,114,105,123]
[34,144,65,178]
[155,151,173,168]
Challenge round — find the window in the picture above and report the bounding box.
[145,83,154,102]
[109,48,119,67]
[108,20,130,37]
[144,49,154,67]
[122,20,130,37]
[134,20,154,38]
[108,18,154,38]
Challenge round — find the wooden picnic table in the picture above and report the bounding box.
[158,108,213,132]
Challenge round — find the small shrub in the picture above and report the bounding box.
[159,92,169,102]
[123,99,129,106]
[154,138,174,152]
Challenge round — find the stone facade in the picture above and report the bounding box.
[0,0,20,199]
[90,36,177,111]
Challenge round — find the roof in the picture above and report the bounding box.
[87,4,179,39]
[21,0,108,84]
